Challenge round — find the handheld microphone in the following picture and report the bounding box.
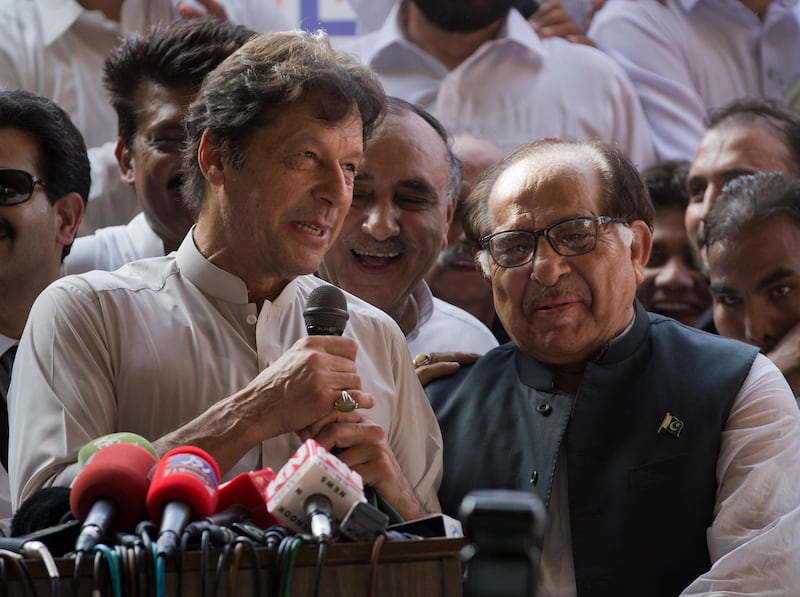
[77,431,159,469]
[69,443,158,552]
[212,467,280,529]
[304,284,349,336]
[146,446,220,557]
[266,439,366,541]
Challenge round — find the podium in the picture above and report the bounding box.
[7,537,466,596]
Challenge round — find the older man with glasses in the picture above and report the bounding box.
[0,89,88,533]
[426,138,800,594]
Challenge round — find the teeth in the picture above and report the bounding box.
[298,223,323,236]
[355,249,399,258]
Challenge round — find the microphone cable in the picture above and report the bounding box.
[312,540,328,597]
[91,543,122,597]
[0,548,37,597]
[369,533,386,597]
[276,534,303,597]
[228,537,261,597]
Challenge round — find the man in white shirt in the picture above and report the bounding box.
[340,0,654,168]
[0,0,290,235]
[63,18,255,274]
[318,97,498,384]
[589,0,800,161]
[0,89,88,533]
[10,31,443,522]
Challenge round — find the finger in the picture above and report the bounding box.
[302,335,359,361]
[416,362,461,386]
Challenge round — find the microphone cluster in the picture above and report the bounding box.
[5,434,450,596]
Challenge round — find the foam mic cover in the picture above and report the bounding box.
[146,446,220,523]
[304,285,349,336]
[214,467,280,529]
[266,439,366,534]
[69,443,157,540]
[77,432,158,469]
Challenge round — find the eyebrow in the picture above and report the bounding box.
[710,268,796,295]
[355,173,438,196]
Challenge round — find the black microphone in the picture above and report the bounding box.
[304,285,349,336]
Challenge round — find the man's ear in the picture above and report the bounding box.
[629,220,653,285]
[114,138,135,187]
[198,130,225,185]
[54,192,85,250]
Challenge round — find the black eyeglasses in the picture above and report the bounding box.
[0,168,46,206]
[479,215,630,268]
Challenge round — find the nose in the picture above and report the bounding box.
[744,302,777,351]
[530,237,570,287]
[654,257,695,290]
[315,164,353,209]
[361,198,400,241]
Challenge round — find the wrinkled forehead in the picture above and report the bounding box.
[487,152,604,226]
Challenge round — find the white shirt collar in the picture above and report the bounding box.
[35,0,83,45]
[364,1,544,69]
[0,335,17,357]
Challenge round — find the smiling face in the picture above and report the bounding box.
[636,206,711,325]
[708,215,800,353]
[485,149,650,366]
[195,95,365,302]
[319,110,454,332]
[118,81,197,252]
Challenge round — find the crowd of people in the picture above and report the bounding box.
[1,0,799,593]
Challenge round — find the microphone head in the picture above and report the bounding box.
[69,443,157,532]
[77,432,158,469]
[216,468,280,529]
[146,446,221,523]
[304,285,349,336]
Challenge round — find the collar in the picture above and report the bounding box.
[406,281,435,339]
[515,299,646,391]
[364,1,544,69]
[35,0,83,45]
[175,228,251,305]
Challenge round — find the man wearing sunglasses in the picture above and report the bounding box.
[426,139,800,593]
[0,89,89,533]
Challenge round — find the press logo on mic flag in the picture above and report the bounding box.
[162,452,219,497]
[266,439,366,532]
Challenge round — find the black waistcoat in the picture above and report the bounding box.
[427,301,758,596]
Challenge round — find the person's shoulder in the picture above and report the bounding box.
[648,312,759,356]
[426,343,516,399]
[590,0,682,30]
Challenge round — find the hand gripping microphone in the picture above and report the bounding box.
[266,439,366,542]
[145,446,220,557]
[304,284,349,336]
[70,442,158,552]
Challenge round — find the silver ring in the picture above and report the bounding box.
[334,390,358,412]
[413,353,433,368]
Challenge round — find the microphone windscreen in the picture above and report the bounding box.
[304,285,349,336]
[69,443,157,532]
[77,432,158,469]
[216,468,280,529]
[146,446,220,523]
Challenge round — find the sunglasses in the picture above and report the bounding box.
[0,168,47,206]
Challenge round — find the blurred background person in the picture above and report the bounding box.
[425,133,509,343]
[703,171,800,397]
[636,160,711,326]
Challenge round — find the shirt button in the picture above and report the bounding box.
[246,314,257,325]
[536,403,552,416]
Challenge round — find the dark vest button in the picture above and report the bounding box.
[536,403,552,415]
[530,471,539,485]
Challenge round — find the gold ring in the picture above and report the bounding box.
[413,353,432,368]
[334,390,358,412]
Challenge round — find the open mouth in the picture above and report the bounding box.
[352,248,401,268]
[298,223,324,237]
